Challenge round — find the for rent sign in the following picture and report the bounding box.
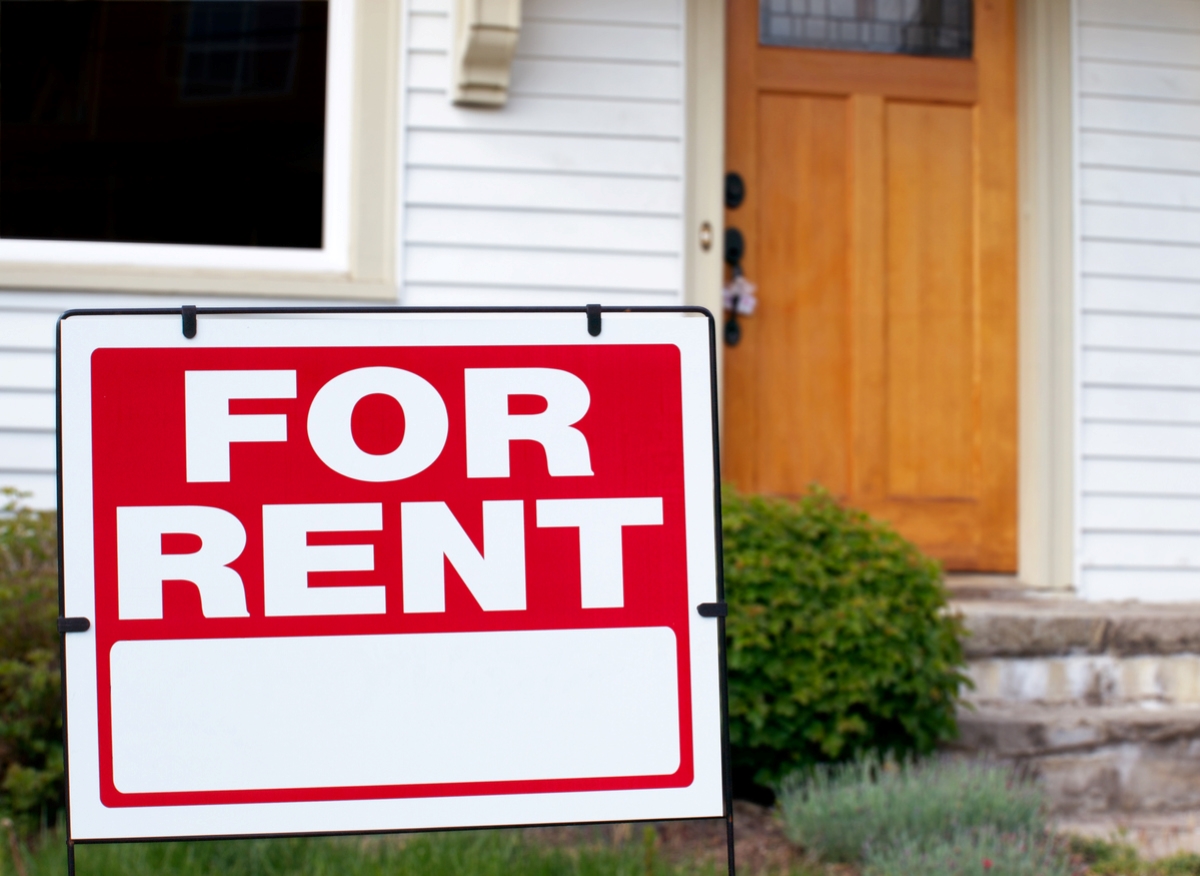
[57,310,725,841]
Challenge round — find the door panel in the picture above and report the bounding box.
[885,101,976,501]
[757,94,850,495]
[723,0,1017,571]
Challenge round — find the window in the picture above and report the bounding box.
[0,0,394,297]
[181,3,305,101]
[760,0,973,59]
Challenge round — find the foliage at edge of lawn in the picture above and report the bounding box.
[1068,834,1200,876]
[0,489,62,833]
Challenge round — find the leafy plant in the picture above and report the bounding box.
[0,489,62,833]
[778,757,1044,864]
[722,485,968,790]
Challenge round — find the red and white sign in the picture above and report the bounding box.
[58,311,724,840]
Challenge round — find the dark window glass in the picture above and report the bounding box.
[760,0,973,59]
[0,1,327,249]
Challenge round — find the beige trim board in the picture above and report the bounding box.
[1017,0,1075,590]
[0,266,397,301]
[684,0,727,415]
[350,0,401,287]
[0,0,402,301]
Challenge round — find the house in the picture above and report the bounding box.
[3,0,1200,830]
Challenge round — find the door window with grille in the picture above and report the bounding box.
[760,0,972,58]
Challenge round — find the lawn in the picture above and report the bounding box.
[11,790,1200,875]
[5,825,734,876]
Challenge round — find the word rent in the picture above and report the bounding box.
[117,367,664,620]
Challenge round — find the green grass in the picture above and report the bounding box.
[1069,835,1145,875]
[4,826,721,876]
[778,757,1045,864]
[1068,834,1200,876]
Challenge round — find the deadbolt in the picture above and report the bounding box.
[725,172,745,210]
[724,227,745,271]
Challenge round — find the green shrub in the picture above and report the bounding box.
[778,757,1044,863]
[862,827,1069,876]
[0,489,62,832]
[722,485,968,788]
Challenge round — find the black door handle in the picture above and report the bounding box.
[724,227,745,273]
[724,228,746,346]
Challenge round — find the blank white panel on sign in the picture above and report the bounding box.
[110,627,680,795]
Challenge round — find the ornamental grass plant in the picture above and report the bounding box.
[778,758,1067,875]
[778,757,1045,864]
[862,827,1070,876]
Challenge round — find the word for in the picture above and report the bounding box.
[185,367,595,482]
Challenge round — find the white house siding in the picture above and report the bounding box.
[1077,0,1200,600]
[399,0,686,306]
[0,290,331,510]
[0,293,58,509]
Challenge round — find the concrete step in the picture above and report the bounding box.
[965,653,1200,708]
[955,598,1200,659]
[947,597,1200,816]
[955,705,1200,816]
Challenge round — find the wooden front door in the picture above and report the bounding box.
[723,0,1017,571]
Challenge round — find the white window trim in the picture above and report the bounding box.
[0,0,399,300]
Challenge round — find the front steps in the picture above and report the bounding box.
[950,593,1200,818]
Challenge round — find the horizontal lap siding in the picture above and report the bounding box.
[1078,0,1200,599]
[0,290,350,509]
[0,300,60,508]
[400,0,685,305]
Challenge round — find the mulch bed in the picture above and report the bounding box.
[522,800,817,874]
[523,804,1103,875]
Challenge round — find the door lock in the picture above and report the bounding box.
[722,227,754,346]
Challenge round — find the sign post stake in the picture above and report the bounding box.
[704,311,736,876]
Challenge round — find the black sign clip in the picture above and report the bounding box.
[697,602,727,618]
[182,305,198,339]
[586,303,602,337]
[57,617,91,634]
